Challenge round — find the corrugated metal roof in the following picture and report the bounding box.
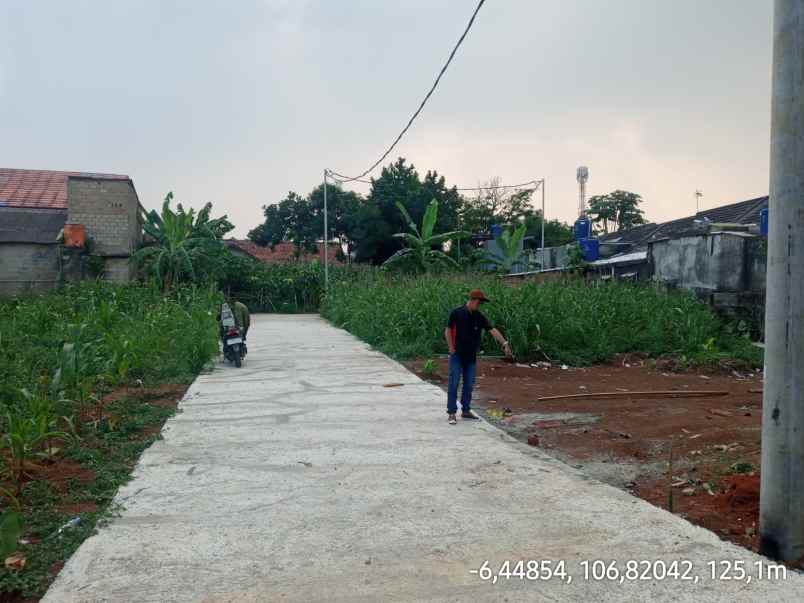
[589,251,648,267]
[0,168,130,210]
[598,195,768,248]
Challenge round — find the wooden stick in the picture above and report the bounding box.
[537,390,729,402]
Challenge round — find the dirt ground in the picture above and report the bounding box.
[0,384,189,603]
[406,356,764,552]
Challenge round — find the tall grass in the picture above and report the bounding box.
[321,272,762,366]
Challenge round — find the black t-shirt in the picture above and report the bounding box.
[447,305,493,363]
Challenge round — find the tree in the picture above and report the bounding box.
[248,191,316,255]
[382,199,468,273]
[249,185,363,259]
[587,190,647,234]
[307,182,362,257]
[361,158,463,264]
[459,177,537,234]
[131,192,232,291]
[522,215,574,249]
[485,223,530,273]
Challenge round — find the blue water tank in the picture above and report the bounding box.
[760,207,769,237]
[574,218,591,241]
[490,223,503,239]
[579,238,600,262]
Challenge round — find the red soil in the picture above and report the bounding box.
[407,356,764,553]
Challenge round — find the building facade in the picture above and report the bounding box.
[0,168,143,297]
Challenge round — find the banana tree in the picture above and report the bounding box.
[131,192,232,291]
[485,223,531,273]
[383,199,469,273]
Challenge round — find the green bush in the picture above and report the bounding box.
[321,272,762,366]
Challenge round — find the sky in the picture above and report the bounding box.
[1,0,773,237]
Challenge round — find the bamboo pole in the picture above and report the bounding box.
[536,390,729,402]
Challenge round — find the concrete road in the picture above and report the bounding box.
[45,315,804,602]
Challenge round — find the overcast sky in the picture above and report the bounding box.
[1,1,773,237]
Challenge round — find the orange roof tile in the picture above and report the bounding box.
[0,168,130,210]
[226,240,344,264]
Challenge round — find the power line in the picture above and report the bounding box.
[457,180,541,192]
[327,171,371,185]
[331,0,487,182]
[327,171,541,193]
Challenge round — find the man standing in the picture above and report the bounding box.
[444,289,512,425]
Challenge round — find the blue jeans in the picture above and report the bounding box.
[447,354,476,414]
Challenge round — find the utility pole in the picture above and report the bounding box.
[760,0,804,562]
[695,190,703,214]
[323,169,329,291]
[540,179,546,270]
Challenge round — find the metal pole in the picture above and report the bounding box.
[760,0,804,562]
[540,179,546,270]
[323,169,329,291]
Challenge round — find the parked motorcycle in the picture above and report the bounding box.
[222,324,245,367]
[219,302,247,368]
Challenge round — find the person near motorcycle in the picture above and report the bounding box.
[231,297,250,341]
[218,295,250,339]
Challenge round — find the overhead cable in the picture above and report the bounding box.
[331,0,487,182]
[328,172,541,192]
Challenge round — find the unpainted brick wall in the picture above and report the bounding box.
[0,243,60,296]
[67,178,142,257]
[103,257,132,283]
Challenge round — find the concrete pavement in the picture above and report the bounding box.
[45,314,804,602]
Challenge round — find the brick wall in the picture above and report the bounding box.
[67,178,142,257]
[0,243,60,296]
[103,257,132,283]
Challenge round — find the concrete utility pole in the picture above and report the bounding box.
[323,169,329,290]
[760,0,804,562]
[540,179,546,269]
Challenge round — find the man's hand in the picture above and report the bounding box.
[502,341,513,358]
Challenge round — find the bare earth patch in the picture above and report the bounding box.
[406,356,763,552]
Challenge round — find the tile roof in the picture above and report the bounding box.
[0,168,130,210]
[226,239,344,264]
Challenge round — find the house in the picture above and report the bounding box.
[510,195,769,332]
[588,196,768,287]
[0,168,143,296]
[225,239,344,265]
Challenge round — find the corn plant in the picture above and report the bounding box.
[1,396,65,495]
[321,272,762,366]
[0,508,22,559]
